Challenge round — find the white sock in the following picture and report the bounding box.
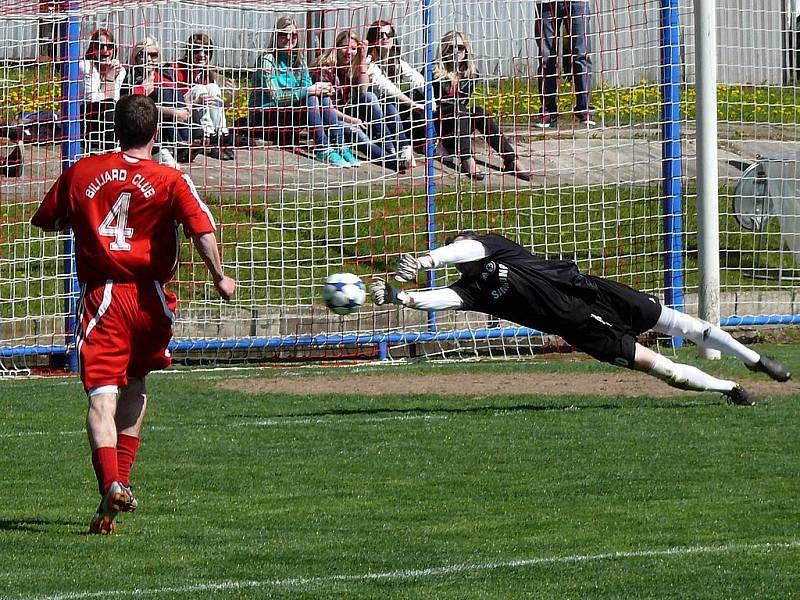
[654,307,760,365]
[648,353,737,393]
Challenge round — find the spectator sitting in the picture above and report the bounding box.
[80,28,126,152]
[365,19,426,160]
[312,30,405,169]
[123,37,192,167]
[249,15,351,167]
[431,31,530,182]
[170,33,235,161]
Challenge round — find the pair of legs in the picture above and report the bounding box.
[633,306,756,394]
[246,98,388,161]
[85,381,146,534]
[568,277,788,404]
[350,92,410,158]
[247,105,308,146]
[536,0,593,118]
[398,100,429,152]
[78,280,174,533]
[184,82,229,138]
[87,379,147,491]
[145,87,193,164]
[151,86,191,146]
[633,306,789,403]
[436,105,524,176]
[306,95,385,160]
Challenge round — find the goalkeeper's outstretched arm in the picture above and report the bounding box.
[369,279,463,311]
[394,238,487,282]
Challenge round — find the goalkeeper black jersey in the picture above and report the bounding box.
[449,234,603,337]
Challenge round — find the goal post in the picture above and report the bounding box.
[62,0,83,372]
[660,0,685,345]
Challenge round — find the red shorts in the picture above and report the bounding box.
[76,280,176,392]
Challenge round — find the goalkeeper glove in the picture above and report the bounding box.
[370,278,409,306]
[394,253,434,283]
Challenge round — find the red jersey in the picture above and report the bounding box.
[32,152,216,285]
[312,65,353,109]
[131,70,178,96]
[168,62,211,89]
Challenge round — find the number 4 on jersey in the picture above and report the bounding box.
[99,192,134,251]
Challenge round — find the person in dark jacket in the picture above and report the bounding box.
[432,31,529,181]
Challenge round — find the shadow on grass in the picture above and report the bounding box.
[0,517,83,533]
[228,397,722,421]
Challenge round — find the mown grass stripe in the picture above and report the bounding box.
[23,540,800,600]
[0,413,448,439]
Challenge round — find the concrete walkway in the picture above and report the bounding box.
[4,123,799,199]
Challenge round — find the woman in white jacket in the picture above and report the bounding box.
[365,20,427,161]
[79,28,126,151]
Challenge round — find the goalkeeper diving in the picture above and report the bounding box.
[370,232,791,405]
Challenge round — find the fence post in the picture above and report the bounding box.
[694,0,722,359]
[61,0,82,372]
[660,0,684,346]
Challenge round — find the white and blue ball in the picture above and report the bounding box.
[322,272,366,315]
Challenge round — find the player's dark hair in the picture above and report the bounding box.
[444,230,479,245]
[114,94,158,150]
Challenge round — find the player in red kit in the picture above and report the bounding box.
[31,94,236,534]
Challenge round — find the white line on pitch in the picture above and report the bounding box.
[0,429,85,439]
[227,414,447,428]
[19,540,800,600]
[0,413,447,439]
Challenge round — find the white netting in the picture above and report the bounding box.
[1,0,797,373]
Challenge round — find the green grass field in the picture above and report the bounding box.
[1,346,799,599]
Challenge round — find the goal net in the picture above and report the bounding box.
[1,0,797,374]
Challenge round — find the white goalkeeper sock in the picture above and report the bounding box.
[654,306,760,366]
[648,353,736,393]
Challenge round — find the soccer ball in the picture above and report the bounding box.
[322,272,366,315]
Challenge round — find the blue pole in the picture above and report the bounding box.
[660,0,684,347]
[5,312,800,359]
[61,1,83,371]
[422,0,437,334]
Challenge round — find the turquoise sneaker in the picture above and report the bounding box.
[315,149,348,167]
[340,147,360,166]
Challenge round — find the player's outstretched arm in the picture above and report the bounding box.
[191,232,236,301]
[370,279,463,311]
[393,239,488,282]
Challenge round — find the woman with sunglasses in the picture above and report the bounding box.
[312,30,406,169]
[249,15,354,167]
[80,28,126,152]
[365,19,425,163]
[170,33,235,161]
[432,31,530,182]
[123,37,192,167]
